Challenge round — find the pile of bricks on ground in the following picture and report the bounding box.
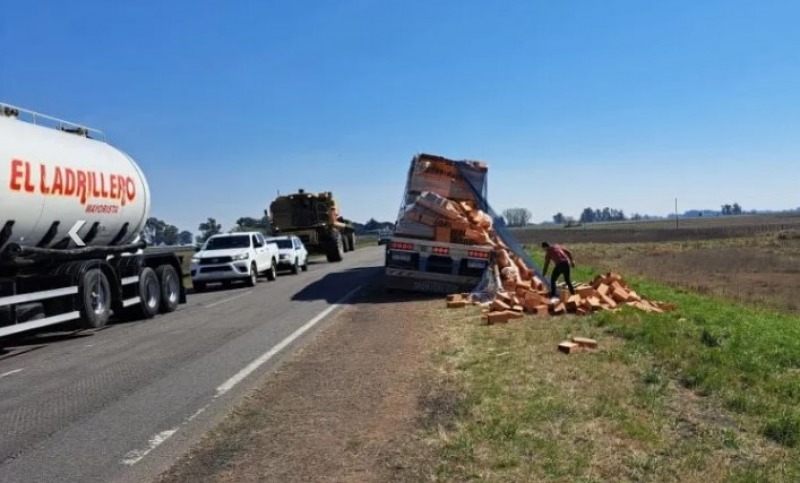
[448,271,675,324]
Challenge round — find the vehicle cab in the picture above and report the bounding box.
[190,232,279,291]
[266,235,309,274]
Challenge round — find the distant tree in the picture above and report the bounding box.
[732,203,742,215]
[721,204,733,215]
[631,213,643,221]
[143,217,165,244]
[580,207,596,223]
[364,218,382,231]
[143,217,181,245]
[197,218,222,244]
[162,225,180,245]
[552,212,565,224]
[179,231,194,245]
[233,215,271,235]
[502,208,532,227]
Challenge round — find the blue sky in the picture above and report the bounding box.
[3,0,799,233]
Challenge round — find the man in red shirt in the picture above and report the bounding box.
[541,241,576,299]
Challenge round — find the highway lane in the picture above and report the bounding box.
[0,246,385,483]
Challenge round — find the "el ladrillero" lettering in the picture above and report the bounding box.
[8,159,137,206]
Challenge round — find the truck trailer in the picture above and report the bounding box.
[384,153,495,294]
[0,102,187,339]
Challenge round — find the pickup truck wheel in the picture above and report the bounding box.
[291,258,299,275]
[301,258,309,271]
[266,260,277,281]
[156,265,180,313]
[246,263,258,287]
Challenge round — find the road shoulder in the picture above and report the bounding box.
[155,283,441,483]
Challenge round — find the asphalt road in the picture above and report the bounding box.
[0,246,385,483]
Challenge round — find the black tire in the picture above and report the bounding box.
[301,258,309,271]
[156,265,180,313]
[347,232,356,251]
[326,230,344,262]
[131,267,161,319]
[78,268,112,329]
[342,233,351,253]
[266,260,277,281]
[245,263,258,287]
[291,258,299,274]
[193,281,206,293]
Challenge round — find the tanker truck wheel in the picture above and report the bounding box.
[127,267,162,320]
[156,265,180,313]
[326,230,344,263]
[78,268,112,329]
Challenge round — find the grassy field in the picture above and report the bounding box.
[421,218,800,482]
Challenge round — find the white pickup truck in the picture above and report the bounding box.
[190,232,280,291]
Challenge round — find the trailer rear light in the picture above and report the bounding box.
[467,250,490,259]
[431,246,450,256]
[390,241,414,251]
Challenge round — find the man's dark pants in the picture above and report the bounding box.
[549,261,575,298]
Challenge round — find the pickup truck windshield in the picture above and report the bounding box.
[271,239,293,249]
[205,235,250,250]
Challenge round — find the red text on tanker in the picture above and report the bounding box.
[8,159,137,206]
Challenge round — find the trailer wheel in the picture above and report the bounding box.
[130,267,162,319]
[78,268,112,329]
[326,230,344,262]
[156,265,180,313]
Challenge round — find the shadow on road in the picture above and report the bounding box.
[291,266,443,305]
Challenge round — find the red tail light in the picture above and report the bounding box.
[467,250,490,260]
[431,246,450,256]
[390,241,414,251]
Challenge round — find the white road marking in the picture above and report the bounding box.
[121,428,179,466]
[214,284,363,397]
[204,291,252,308]
[119,284,363,466]
[0,368,23,379]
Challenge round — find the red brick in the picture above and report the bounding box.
[558,341,580,354]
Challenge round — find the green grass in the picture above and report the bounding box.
[426,251,800,482]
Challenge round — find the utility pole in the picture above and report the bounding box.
[675,197,679,229]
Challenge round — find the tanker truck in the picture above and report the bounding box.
[0,102,187,339]
[268,189,356,263]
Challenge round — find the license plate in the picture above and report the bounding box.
[468,260,486,269]
[392,253,412,262]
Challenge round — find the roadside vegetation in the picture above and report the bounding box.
[424,230,800,481]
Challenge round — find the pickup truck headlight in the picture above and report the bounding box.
[191,256,200,264]
[231,252,250,261]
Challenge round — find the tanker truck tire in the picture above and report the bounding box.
[128,267,162,320]
[156,265,180,313]
[78,268,112,330]
[326,230,344,263]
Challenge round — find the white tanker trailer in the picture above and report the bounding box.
[0,102,187,338]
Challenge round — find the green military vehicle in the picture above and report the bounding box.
[267,189,357,262]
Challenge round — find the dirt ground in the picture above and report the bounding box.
[156,283,443,483]
[569,230,800,314]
